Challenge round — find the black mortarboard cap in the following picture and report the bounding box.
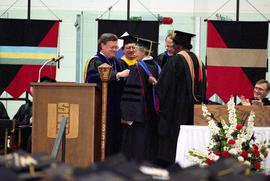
[136,37,158,54]
[173,30,195,45]
[74,154,152,181]
[119,32,138,45]
[169,164,209,181]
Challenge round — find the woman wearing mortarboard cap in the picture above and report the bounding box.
[155,30,207,166]
[172,30,207,103]
[120,37,161,164]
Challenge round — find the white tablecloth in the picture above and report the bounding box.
[175,125,270,172]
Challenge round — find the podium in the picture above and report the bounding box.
[31,82,101,167]
[194,104,270,127]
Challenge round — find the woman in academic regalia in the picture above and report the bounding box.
[121,38,161,164]
[156,30,206,166]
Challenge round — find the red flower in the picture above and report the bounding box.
[227,139,236,145]
[252,144,259,150]
[254,162,261,170]
[236,124,243,130]
[215,150,222,156]
[205,158,213,165]
[253,149,260,157]
[222,151,231,158]
[241,150,249,158]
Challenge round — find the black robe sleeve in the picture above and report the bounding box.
[85,57,117,84]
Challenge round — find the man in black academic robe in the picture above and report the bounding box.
[85,33,129,156]
[118,33,137,70]
[156,30,206,166]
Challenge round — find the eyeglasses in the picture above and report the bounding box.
[254,86,266,92]
[108,46,119,50]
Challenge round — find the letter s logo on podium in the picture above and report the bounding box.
[47,103,79,138]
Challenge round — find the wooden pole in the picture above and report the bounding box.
[98,63,112,161]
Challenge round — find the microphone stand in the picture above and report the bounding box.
[38,58,55,83]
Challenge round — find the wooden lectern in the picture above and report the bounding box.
[31,82,101,167]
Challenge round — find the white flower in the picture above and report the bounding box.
[187,149,209,166]
[208,152,219,161]
[244,161,251,166]
[208,120,220,135]
[238,156,244,162]
[234,140,243,152]
[188,99,270,172]
[225,127,235,139]
[221,119,229,130]
[202,104,211,118]
[227,97,237,125]
[223,146,229,151]
[228,148,238,155]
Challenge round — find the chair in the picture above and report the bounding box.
[0,119,15,155]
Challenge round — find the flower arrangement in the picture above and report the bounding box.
[188,97,270,172]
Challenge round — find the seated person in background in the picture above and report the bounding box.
[12,76,56,152]
[13,100,32,126]
[0,102,10,151]
[240,79,270,106]
[12,99,32,152]
[0,101,9,119]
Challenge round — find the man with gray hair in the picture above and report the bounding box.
[85,33,129,156]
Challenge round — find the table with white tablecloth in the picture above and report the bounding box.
[175,125,270,171]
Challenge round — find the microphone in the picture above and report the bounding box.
[38,55,64,82]
[52,55,64,63]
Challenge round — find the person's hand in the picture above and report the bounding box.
[148,76,157,85]
[251,99,264,107]
[117,69,130,78]
[240,96,251,106]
